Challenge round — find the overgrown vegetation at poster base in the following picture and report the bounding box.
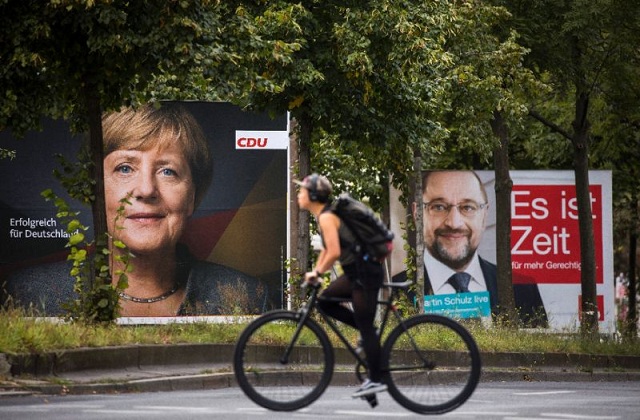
[1,304,639,358]
[38,151,131,323]
[40,187,130,324]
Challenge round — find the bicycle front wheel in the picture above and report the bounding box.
[233,310,334,411]
[382,314,481,414]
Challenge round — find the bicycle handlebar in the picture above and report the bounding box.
[300,278,322,290]
[383,280,413,289]
[301,277,413,290]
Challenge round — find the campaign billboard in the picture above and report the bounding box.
[0,101,289,320]
[390,170,614,333]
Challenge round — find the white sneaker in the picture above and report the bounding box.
[351,379,387,398]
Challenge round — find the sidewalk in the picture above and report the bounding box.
[1,344,639,396]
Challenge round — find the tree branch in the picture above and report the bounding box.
[528,109,573,141]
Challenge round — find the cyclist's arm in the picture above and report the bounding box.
[305,212,341,284]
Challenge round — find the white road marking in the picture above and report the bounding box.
[504,417,561,420]
[451,411,519,417]
[513,390,576,396]
[141,406,226,413]
[541,414,620,419]
[84,409,167,415]
[334,410,413,417]
[236,407,269,413]
[0,407,50,413]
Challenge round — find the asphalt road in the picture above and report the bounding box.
[1,380,639,420]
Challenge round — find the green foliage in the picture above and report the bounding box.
[0,1,299,133]
[312,131,391,210]
[52,147,95,205]
[0,307,246,354]
[41,148,132,323]
[1,304,639,356]
[215,279,267,315]
[0,148,16,160]
[244,1,552,201]
[41,188,130,324]
[427,3,552,169]
[244,0,461,194]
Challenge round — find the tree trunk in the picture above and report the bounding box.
[83,80,107,286]
[413,150,424,312]
[625,197,638,340]
[572,91,599,336]
[288,118,299,309]
[294,113,312,283]
[490,110,518,327]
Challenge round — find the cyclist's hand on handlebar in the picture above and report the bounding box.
[303,270,321,286]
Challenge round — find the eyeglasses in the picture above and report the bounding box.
[423,201,487,218]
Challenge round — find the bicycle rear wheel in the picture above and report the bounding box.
[233,310,334,411]
[382,314,481,414]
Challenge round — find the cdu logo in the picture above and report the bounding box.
[235,130,289,150]
[237,137,268,148]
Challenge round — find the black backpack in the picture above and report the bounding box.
[331,193,394,262]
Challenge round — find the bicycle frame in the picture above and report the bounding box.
[234,279,482,413]
[233,282,482,414]
[291,280,426,372]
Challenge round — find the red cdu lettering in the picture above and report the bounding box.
[237,137,269,148]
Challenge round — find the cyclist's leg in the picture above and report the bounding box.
[350,261,386,398]
[351,285,382,382]
[319,262,386,396]
[317,275,358,328]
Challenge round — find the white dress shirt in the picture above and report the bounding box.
[424,250,488,294]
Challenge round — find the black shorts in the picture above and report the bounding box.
[342,259,384,290]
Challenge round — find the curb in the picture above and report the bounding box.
[4,369,640,397]
[6,344,237,377]
[2,345,639,396]
[7,344,640,376]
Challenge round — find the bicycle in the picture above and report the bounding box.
[233,279,481,414]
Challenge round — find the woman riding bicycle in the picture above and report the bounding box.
[295,173,387,398]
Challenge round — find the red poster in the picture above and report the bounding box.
[511,185,603,284]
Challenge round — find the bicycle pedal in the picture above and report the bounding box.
[362,394,378,408]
